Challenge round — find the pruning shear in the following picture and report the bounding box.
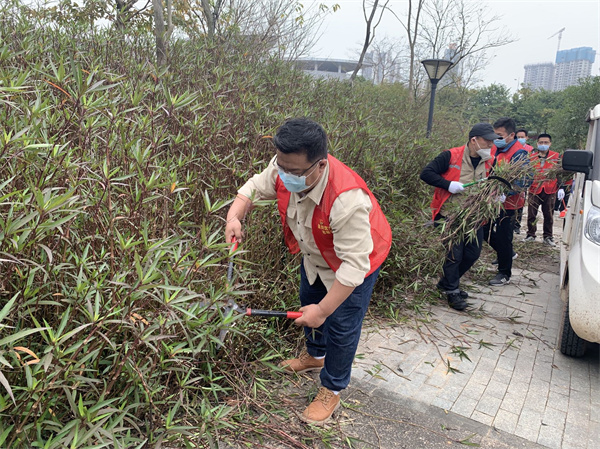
[222,237,302,319]
[463,175,512,190]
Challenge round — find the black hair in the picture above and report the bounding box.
[537,133,552,141]
[516,128,528,136]
[493,117,516,135]
[272,118,328,162]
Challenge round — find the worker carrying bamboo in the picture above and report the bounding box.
[420,123,499,310]
[483,117,530,287]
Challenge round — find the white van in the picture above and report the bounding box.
[559,104,600,357]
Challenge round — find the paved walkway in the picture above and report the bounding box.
[352,216,599,448]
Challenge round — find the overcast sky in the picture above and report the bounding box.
[308,0,600,91]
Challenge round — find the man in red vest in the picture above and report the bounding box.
[420,123,498,310]
[483,117,529,286]
[513,129,533,235]
[516,129,534,152]
[524,133,564,246]
[225,118,392,425]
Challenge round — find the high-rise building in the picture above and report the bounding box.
[523,62,555,90]
[522,47,596,92]
[441,43,463,86]
[553,47,596,91]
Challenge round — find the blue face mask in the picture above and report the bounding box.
[494,138,507,149]
[538,144,550,152]
[278,170,310,192]
[277,161,321,193]
[517,138,527,145]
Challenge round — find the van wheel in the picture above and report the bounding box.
[559,300,587,357]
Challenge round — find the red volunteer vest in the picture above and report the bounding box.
[529,150,560,195]
[275,155,392,277]
[493,141,526,210]
[429,145,494,220]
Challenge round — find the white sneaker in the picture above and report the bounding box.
[524,236,535,242]
[544,237,556,247]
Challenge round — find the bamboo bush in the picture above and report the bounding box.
[0,1,469,446]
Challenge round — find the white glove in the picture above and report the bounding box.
[448,181,464,194]
[498,194,506,203]
[557,189,565,201]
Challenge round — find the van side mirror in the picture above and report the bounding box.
[562,149,593,176]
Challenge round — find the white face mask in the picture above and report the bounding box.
[475,140,493,161]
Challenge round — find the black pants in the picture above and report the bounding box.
[514,207,523,230]
[483,209,516,278]
[437,227,483,293]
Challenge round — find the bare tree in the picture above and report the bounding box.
[383,0,425,93]
[386,0,514,93]
[418,0,515,89]
[365,37,405,84]
[197,0,225,39]
[115,0,151,29]
[350,0,390,81]
[152,0,174,67]
[184,0,333,59]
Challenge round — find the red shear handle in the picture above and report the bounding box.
[230,236,239,251]
[245,308,303,319]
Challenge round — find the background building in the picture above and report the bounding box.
[523,62,555,91]
[295,58,373,81]
[441,43,463,87]
[553,47,596,91]
[522,46,596,92]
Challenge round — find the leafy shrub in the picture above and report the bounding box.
[0,2,457,447]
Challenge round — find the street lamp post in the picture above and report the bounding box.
[421,59,454,137]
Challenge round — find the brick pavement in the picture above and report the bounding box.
[353,213,599,449]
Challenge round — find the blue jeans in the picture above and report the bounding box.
[300,262,381,391]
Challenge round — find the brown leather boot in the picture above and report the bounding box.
[278,348,324,374]
[300,387,340,425]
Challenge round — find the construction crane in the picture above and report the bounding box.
[548,27,566,54]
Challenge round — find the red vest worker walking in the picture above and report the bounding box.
[420,123,498,310]
[513,128,533,235]
[483,117,529,286]
[525,133,563,246]
[225,118,392,425]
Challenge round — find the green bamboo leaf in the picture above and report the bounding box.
[0,371,14,404]
[6,211,38,234]
[78,394,85,417]
[0,176,15,192]
[0,293,18,322]
[0,424,13,446]
[0,327,47,346]
[57,323,93,343]
[38,212,80,230]
[39,243,53,264]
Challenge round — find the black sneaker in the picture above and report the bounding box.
[437,284,468,299]
[489,273,510,286]
[446,292,468,311]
